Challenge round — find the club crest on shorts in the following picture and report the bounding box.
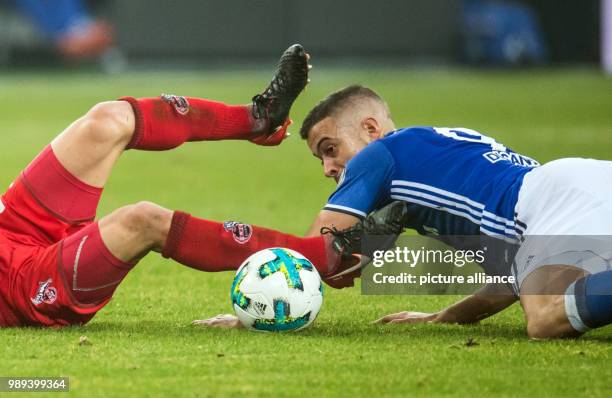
[223,221,253,244]
[31,278,57,306]
[161,93,190,115]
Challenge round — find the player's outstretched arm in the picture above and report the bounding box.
[306,210,361,237]
[376,283,518,325]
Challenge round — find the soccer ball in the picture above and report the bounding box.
[230,248,323,332]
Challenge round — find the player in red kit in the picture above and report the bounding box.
[0,45,405,328]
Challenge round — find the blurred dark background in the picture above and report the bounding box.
[0,0,603,68]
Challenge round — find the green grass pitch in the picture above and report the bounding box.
[0,67,611,397]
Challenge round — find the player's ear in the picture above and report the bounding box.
[362,117,383,141]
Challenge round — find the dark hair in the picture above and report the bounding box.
[299,85,388,139]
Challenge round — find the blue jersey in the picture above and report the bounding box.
[324,127,539,239]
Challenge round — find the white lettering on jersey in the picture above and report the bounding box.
[0,198,5,214]
[483,151,540,167]
[434,127,507,151]
[434,127,539,168]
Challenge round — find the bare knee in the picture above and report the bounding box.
[98,202,172,262]
[524,296,578,339]
[118,202,172,248]
[80,101,135,146]
[527,316,561,339]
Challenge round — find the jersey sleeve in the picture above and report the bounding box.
[323,141,395,219]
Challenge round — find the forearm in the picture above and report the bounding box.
[306,210,360,237]
[434,283,518,324]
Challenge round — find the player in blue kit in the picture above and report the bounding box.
[297,85,612,339]
[202,84,612,339]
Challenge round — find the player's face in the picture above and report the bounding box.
[307,116,371,183]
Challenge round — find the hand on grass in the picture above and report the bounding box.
[192,314,244,329]
[375,311,439,324]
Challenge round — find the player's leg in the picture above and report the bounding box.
[62,201,332,304]
[23,96,255,228]
[24,44,309,229]
[59,201,171,304]
[120,44,309,150]
[44,91,278,208]
[563,268,612,334]
[519,265,588,338]
[50,100,135,188]
[513,159,612,338]
[49,94,269,187]
[48,43,309,190]
[64,200,407,305]
[7,99,133,235]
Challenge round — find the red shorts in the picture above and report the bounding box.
[0,146,107,327]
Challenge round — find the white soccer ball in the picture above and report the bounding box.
[230,248,323,332]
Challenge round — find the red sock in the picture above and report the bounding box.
[161,212,339,276]
[120,95,256,150]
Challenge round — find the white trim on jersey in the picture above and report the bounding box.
[389,193,515,242]
[392,180,485,211]
[323,204,367,218]
[390,194,481,225]
[390,193,516,236]
[481,219,514,235]
[391,180,517,234]
[390,187,482,219]
[482,210,515,228]
[391,180,484,210]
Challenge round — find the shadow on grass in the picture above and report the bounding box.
[78,317,530,342]
[6,318,610,345]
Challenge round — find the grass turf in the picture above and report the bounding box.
[0,67,611,397]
